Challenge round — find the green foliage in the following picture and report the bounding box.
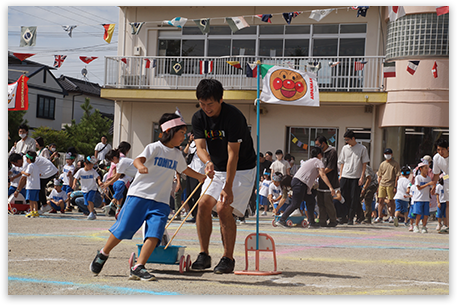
[8,110,28,149]
[25,98,112,157]
[62,98,112,157]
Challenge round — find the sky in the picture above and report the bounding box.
[8,5,120,85]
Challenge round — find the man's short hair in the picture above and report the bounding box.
[18,124,29,132]
[315,135,328,145]
[435,138,449,150]
[196,79,224,102]
[343,129,355,139]
[265,151,273,157]
[259,152,264,158]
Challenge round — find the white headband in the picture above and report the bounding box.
[161,117,186,132]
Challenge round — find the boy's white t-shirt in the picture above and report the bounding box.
[409,184,418,206]
[9,164,24,187]
[414,174,431,202]
[116,157,136,180]
[268,183,282,200]
[23,155,58,179]
[73,168,99,193]
[48,188,67,202]
[393,176,411,200]
[259,179,271,197]
[435,184,445,203]
[127,141,187,204]
[23,163,41,190]
[62,163,75,186]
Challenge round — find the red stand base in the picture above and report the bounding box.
[234,233,282,276]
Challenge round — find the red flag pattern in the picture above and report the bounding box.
[79,56,98,64]
[53,55,67,68]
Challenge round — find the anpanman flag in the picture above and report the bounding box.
[8,75,29,111]
[102,24,115,43]
[260,65,319,107]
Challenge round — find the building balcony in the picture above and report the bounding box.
[104,55,386,92]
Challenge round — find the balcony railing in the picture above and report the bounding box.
[104,56,386,92]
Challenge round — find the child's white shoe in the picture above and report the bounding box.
[413,225,420,233]
[421,226,428,234]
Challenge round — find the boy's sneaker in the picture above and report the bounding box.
[408,224,414,231]
[261,211,267,216]
[90,251,108,275]
[413,225,420,233]
[25,211,34,218]
[49,209,57,214]
[436,223,442,231]
[38,204,52,215]
[87,212,96,220]
[214,257,235,274]
[191,252,211,270]
[439,225,449,234]
[388,217,394,223]
[394,217,399,227]
[374,217,382,223]
[129,264,157,281]
[421,226,428,234]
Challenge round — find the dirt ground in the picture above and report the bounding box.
[7,209,449,296]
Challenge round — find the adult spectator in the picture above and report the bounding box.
[338,130,370,225]
[265,151,273,163]
[12,124,36,155]
[374,148,400,224]
[35,137,50,159]
[259,152,272,177]
[48,143,60,168]
[315,136,339,227]
[285,154,300,176]
[360,165,378,224]
[94,135,112,163]
[270,149,290,177]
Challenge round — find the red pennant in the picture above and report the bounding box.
[79,56,98,64]
[121,58,128,65]
[432,61,438,78]
[13,53,35,61]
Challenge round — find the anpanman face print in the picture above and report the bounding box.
[269,69,307,101]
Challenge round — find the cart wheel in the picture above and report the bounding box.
[179,255,185,274]
[301,219,308,228]
[272,219,277,227]
[186,255,191,272]
[129,252,136,269]
[286,220,294,227]
[12,208,18,214]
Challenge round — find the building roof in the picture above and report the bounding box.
[57,75,101,96]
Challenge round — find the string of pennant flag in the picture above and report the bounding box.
[14,6,448,71]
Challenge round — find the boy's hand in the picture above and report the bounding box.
[138,165,148,174]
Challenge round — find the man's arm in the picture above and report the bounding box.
[359,162,367,186]
[220,142,240,205]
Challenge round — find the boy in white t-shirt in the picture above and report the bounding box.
[62,152,76,211]
[90,113,209,281]
[47,178,67,213]
[393,166,412,227]
[21,151,41,218]
[268,173,283,215]
[258,170,272,216]
[435,176,448,232]
[73,156,102,220]
[412,161,435,233]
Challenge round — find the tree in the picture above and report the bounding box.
[31,126,71,152]
[63,98,112,157]
[8,110,28,151]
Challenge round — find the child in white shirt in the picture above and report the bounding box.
[435,177,448,232]
[73,156,102,220]
[268,173,283,215]
[258,170,272,216]
[412,161,435,233]
[393,166,412,226]
[47,178,67,213]
[21,151,41,218]
[90,113,209,281]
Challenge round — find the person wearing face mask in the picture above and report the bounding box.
[12,124,36,155]
[374,148,401,224]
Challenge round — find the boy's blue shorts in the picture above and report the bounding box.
[395,199,409,214]
[436,202,447,219]
[109,195,170,242]
[259,195,269,206]
[50,201,66,211]
[26,189,40,202]
[413,201,430,217]
[113,180,126,200]
[62,185,73,194]
[83,190,96,205]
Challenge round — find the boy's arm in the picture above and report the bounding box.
[134,157,148,174]
[182,167,207,183]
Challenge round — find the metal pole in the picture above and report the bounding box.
[255,61,261,250]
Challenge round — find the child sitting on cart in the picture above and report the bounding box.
[90,113,209,281]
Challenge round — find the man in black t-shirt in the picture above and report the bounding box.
[190,79,256,274]
[315,136,339,227]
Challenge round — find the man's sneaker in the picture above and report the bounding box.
[90,250,108,275]
[214,257,235,274]
[413,225,420,233]
[261,211,267,216]
[129,264,157,281]
[87,212,96,220]
[191,252,211,270]
[275,219,290,228]
[38,204,52,215]
[421,226,428,234]
[308,223,320,229]
[394,217,399,227]
[388,217,394,223]
[374,217,382,223]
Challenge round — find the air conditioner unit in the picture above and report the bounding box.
[133,46,142,56]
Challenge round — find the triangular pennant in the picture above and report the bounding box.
[170,60,183,75]
[389,6,406,22]
[245,63,258,78]
[62,25,77,37]
[194,18,210,34]
[166,17,187,29]
[256,14,272,23]
[13,53,35,61]
[309,9,334,22]
[53,55,67,68]
[227,61,242,69]
[79,56,98,64]
[121,58,128,65]
[357,6,369,17]
[355,61,367,71]
[226,17,250,33]
[102,24,115,43]
[432,61,438,78]
[436,6,449,16]
[407,61,420,75]
[130,22,145,35]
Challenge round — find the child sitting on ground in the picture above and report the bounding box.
[47,178,67,213]
[89,113,209,281]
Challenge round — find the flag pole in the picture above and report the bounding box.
[255,60,261,251]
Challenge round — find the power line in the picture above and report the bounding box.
[70,6,118,24]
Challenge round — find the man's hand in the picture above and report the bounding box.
[205,161,215,179]
[220,185,234,206]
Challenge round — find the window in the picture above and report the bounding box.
[36,95,55,120]
[286,127,339,161]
